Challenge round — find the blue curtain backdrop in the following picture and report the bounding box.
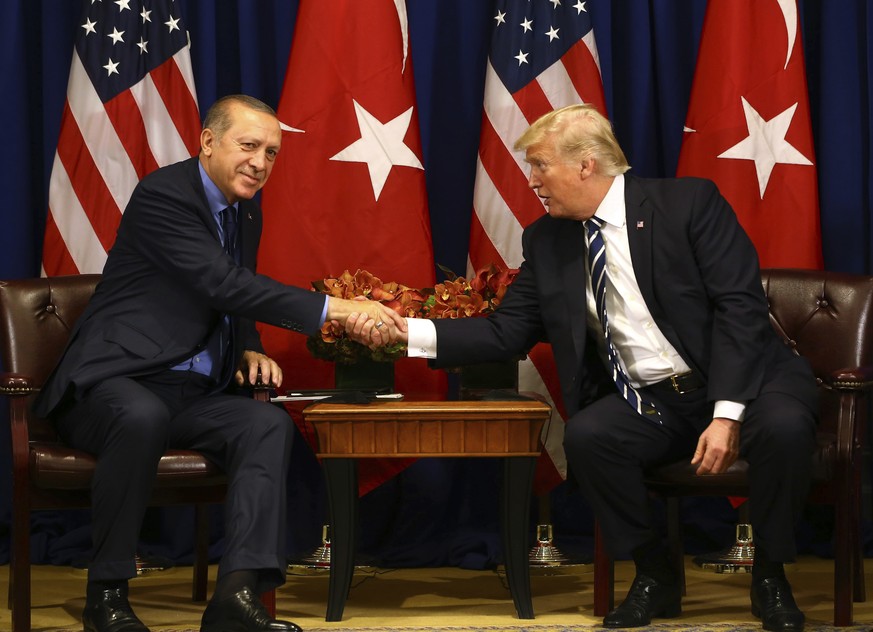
[2,0,872,568]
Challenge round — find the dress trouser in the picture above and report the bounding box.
[563,379,817,563]
[55,370,293,590]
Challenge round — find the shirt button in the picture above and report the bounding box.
[659,351,669,360]
[644,321,653,329]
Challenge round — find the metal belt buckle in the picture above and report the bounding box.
[669,373,690,394]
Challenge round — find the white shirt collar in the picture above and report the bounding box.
[592,174,625,228]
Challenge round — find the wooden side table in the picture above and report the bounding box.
[303,399,551,621]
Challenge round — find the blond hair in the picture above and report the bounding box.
[514,104,630,176]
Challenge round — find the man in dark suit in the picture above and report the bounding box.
[348,104,816,631]
[34,94,404,632]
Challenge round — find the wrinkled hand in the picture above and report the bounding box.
[346,311,410,348]
[691,417,740,475]
[235,350,283,388]
[326,296,407,346]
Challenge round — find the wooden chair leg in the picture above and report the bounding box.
[851,480,866,603]
[11,498,30,632]
[193,504,210,602]
[593,520,613,617]
[833,471,854,626]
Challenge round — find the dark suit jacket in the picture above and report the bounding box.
[432,174,814,419]
[35,157,325,418]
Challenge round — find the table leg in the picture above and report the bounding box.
[322,458,358,622]
[502,456,536,619]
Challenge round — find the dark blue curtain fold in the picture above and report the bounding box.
[2,0,872,569]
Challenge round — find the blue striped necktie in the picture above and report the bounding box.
[585,217,659,421]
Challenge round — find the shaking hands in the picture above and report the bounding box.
[326,296,408,347]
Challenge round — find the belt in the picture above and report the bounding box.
[650,371,704,395]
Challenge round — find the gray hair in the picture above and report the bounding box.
[202,94,277,140]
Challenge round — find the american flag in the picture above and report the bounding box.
[42,0,201,276]
[469,0,607,492]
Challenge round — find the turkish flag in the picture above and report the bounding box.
[258,0,445,494]
[676,0,822,269]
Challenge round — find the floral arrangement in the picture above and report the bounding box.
[307,263,519,364]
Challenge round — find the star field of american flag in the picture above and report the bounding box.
[490,0,595,92]
[77,0,189,102]
[43,0,200,276]
[469,0,607,493]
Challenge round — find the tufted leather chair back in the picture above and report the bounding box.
[0,275,100,441]
[762,268,873,457]
[763,268,873,384]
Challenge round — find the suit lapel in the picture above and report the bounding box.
[183,158,223,243]
[557,221,590,363]
[625,176,657,313]
[624,176,695,368]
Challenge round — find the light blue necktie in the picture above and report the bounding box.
[585,217,659,421]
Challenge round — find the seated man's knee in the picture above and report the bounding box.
[747,397,816,458]
[563,411,610,459]
[105,398,172,454]
[249,403,293,445]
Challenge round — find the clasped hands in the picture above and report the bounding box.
[232,298,405,388]
[328,296,408,348]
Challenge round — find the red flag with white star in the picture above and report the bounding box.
[676,0,822,268]
[258,0,443,494]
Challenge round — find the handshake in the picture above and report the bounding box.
[326,296,409,348]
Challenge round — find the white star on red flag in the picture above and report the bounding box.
[717,97,813,198]
[329,101,423,201]
[676,0,822,269]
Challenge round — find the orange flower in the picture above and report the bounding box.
[308,264,517,363]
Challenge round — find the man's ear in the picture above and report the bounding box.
[200,128,214,156]
[579,157,596,178]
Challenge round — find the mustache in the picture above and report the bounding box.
[238,168,262,179]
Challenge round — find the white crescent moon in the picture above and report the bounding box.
[394,0,409,74]
[776,0,797,70]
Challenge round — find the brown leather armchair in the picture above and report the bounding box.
[592,268,873,627]
[0,275,273,632]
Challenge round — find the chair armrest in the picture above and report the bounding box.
[0,372,38,395]
[826,365,873,391]
[252,383,272,403]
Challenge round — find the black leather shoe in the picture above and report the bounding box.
[82,586,150,632]
[201,587,302,632]
[603,574,682,628]
[751,576,805,631]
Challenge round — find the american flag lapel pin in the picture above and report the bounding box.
[247,212,253,220]
[636,220,645,230]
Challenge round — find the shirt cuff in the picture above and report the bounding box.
[713,400,746,423]
[318,295,329,327]
[407,317,437,358]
